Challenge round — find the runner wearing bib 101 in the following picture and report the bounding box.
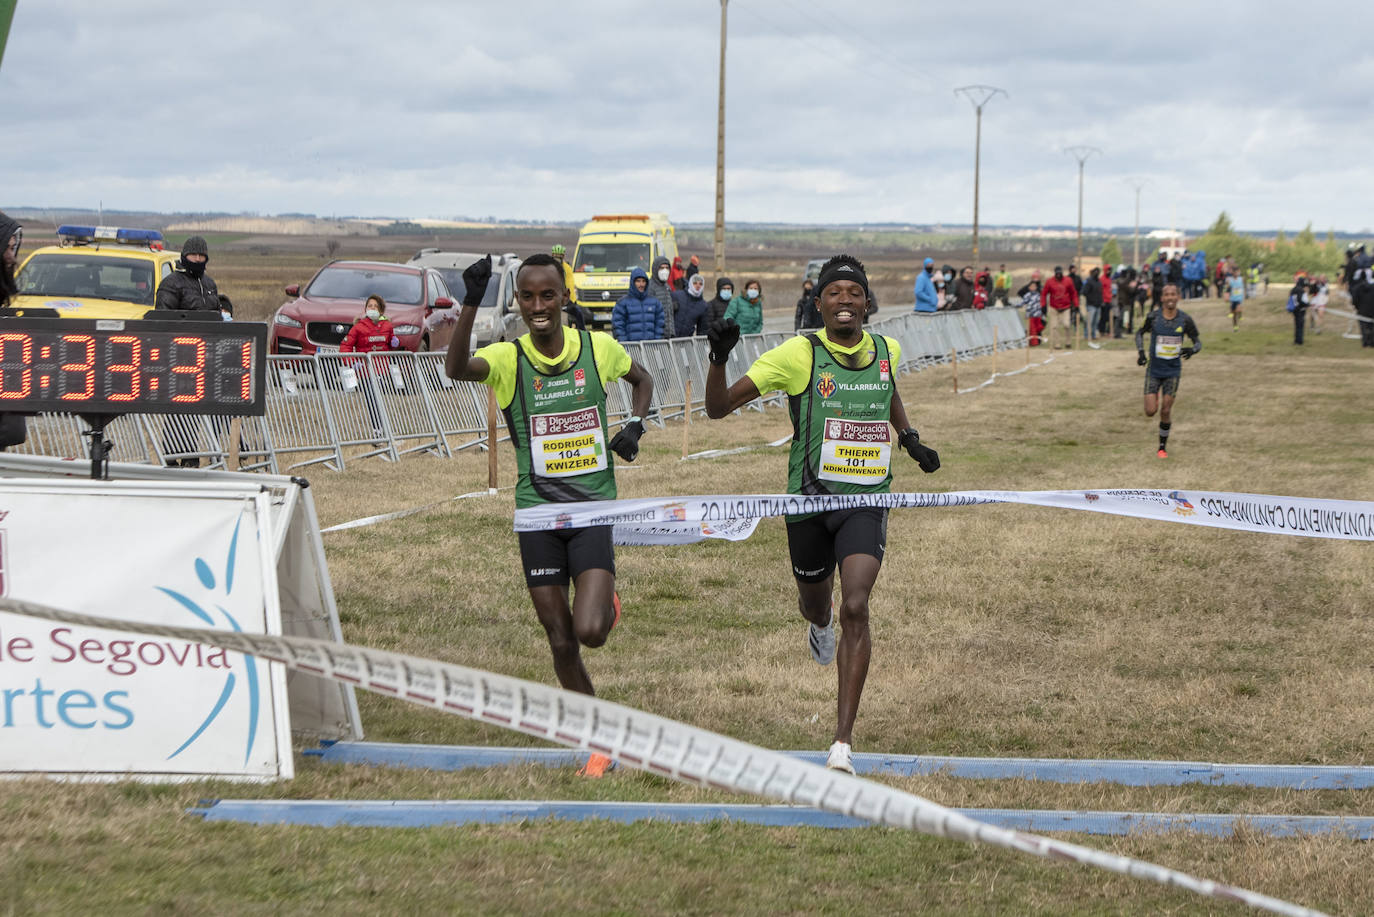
[703,253,941,778]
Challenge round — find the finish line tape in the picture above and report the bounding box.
[320,490,498,534]
[957,348,1068,395]
[512,488,1374,546]
[0,597,1325,917]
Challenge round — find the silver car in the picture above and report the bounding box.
[405,249,523,348]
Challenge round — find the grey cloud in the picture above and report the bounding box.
[3,0,1369,229]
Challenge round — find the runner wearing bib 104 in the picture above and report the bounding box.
[446,253,655,779]
[1134,282,1201,459]
[704,253,941,777]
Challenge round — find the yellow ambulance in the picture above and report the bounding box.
[570,214,678,327]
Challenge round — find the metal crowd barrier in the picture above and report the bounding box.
[9,310,1025,472]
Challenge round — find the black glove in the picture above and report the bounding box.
[609,419,645,462]
[706,318,741,366]
[1136,350,1148,366]
[898,428,940,473]
[461,255,492,307]
[1180,346,1195,360]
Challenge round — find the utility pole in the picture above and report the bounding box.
[714,0,728,276]
[1126,178,1150,268]
[1063,146,1101,271]
[953,85,1006,268]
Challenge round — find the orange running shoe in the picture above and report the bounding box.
[611,591,621,631]
[1157,448,1168,459]
[577,752,616,778]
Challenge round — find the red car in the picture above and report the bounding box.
[269,260,456,355]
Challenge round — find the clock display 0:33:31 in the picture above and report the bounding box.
[0,320,268,415]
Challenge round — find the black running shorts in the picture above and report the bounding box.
[785,506,888,583]
[517,525,615,587]
[1144,374,1180,397]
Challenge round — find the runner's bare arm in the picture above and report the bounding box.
[625,361,654,418]
[889,388,914,433]
[705,369,761,418]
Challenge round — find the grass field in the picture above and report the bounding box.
[3,272,1372,915]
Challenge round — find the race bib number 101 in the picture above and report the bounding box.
[818,418,891,484]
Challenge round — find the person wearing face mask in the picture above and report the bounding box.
[341,294,402,438]
[611,267,664,341]
[0,212,21,309]
[155,235,223,312]
[724,279,764,334]
[671,271,711,337]
[707,276,734,325]
[647,256,675,336]
[795,278,821,331]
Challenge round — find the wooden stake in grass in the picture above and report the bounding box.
[486,386,499,494]
[951,347,959,393]
[227,417,242,472]
[681,377,692,459]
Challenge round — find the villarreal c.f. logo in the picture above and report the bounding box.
[816,372,836,398]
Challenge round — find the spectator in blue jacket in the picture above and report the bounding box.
[612,267,664,341]
[913,257,938,313]
[671,272,711,337]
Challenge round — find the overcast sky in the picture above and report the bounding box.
[3,1,1369,232]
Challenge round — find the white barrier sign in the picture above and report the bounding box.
[0,479,292,781]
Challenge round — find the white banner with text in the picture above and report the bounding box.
[0,479,292,781]
[512,488,1374,545]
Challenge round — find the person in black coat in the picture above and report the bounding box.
[794,278,821,331]
[0,211,20,307]
[155,235,223,312]
[1289,276,1310,345]
[707,276,734,325]
[0,212,27,448]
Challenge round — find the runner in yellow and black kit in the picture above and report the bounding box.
[704,254,941,775]
[446,253,654,777]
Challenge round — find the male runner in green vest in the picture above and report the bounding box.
[446,253,654,777]
[703,254,942,774]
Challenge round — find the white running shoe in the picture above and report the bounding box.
[826,740,855,774]
[807,606,835,666]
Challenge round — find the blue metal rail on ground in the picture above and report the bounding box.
[187,799,1374,838]
[305,741,1374,790]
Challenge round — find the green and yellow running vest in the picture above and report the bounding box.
[504,331,617,509]
[787,333,895,518]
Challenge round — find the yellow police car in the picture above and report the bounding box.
[11,225,181,319]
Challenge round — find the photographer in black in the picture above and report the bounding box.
[0,212,27,448]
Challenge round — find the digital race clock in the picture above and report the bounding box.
[0,317,267,416]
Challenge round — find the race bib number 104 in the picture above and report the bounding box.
[530,406,607,477]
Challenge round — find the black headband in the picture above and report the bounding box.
[815,260,869,299]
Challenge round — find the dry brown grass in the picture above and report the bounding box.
[6,249,1372,914]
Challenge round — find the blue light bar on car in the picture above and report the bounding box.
[56,225,165,246]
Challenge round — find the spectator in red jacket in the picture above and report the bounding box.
[1042,265,1079,349]
[340,294,400,437]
